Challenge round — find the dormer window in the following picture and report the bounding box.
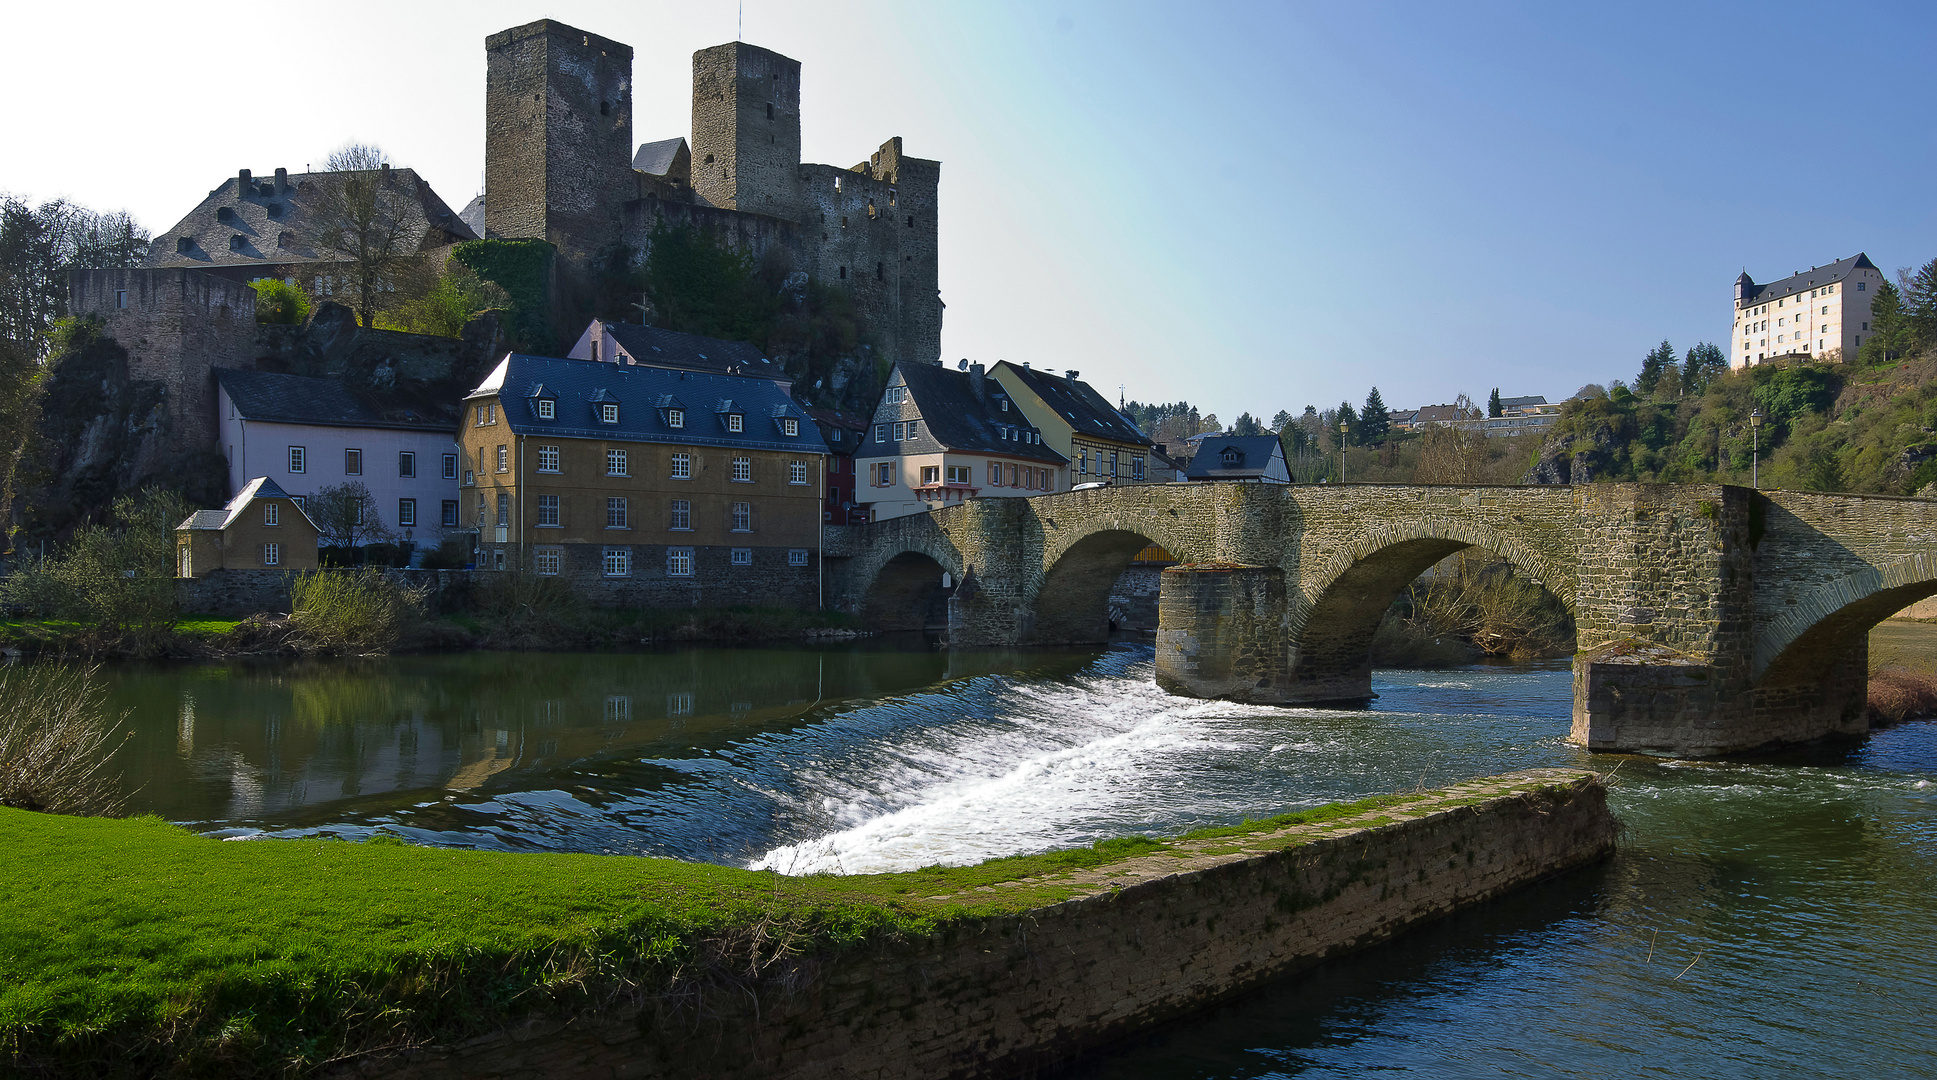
[783,418,799,436]
[217,206,235,222]
[999,399,1010,412]
[668,408,684,429]
[726,413,743,433]
[601,402,619,424]
[1221,448,1241,465]
[537,398,555,420]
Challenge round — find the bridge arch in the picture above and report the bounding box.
[848,536,964,633]
[1754,552,1937,686]
[1030,506,1217,644]
[1290,517,1577,698]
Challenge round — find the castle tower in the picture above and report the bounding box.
[690,42,802,218]
[484,20,634,260]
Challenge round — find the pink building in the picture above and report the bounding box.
[214,368,463,551]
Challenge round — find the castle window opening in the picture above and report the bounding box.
[767,102,774,119]
[176,237,192,254]
[277,232,292,248]
[907,216,915,227]
[266,203,283,219]
[841,216,848,228]
[876,262,884,281]
[889,189,897,206]
[839,265,847,279]
[600,100,610,115]
[114,289,126,310]
[217,206,234,222]
[229,235,246,251]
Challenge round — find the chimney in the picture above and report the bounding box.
[274,167,288,193]
[968,362,986,401]
[1065,369,1080,381]
[238,169,252,195]
[381,163,392,184]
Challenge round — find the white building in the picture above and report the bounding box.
[1732,253,1884,369]
[214,368,463,550]
[855,361,1068,521]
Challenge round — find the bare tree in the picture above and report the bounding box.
[308,482,393,550]
[311,143,414,328]
[0,196,149,358]
[1414,392,1489,484]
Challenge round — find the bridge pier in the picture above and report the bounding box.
[1154,563,1295,704]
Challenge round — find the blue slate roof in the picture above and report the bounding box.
[1184,435,1286,481]
[469,353,829,455]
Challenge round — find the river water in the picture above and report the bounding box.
[101,642,1937,1078]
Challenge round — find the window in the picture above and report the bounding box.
[893,421,905,441]
[604,547,632,577]
[399,499,416,527]
[731,457,751,482]
[607,449,628,476]
[535,548,561,576]
[1133,457,1146,481]
[790,461,809,484]
[497,493,510,527]
[669,499,692,530]
[666,547,693,577]
[601,402,620,424]
[607,497,628,529]
[906,420,920,439]
[1008,465,1019,486]
[726,413,744,433]
[289,446,306,474]
[441,500,459,527]
[492,445,505,472]
[263,502,280,526]
[477,495,487,526]
[114,288,127,309]
[947,465,970,484]
[476,403,495,426]
[783,418,799,436]
[667,408,684,428]
[789,548,809,567]
[443,453,458,480]
[398,451,415,478]
[731,547,752,566]
[921,465,940,485]
[671,452,691,479]
[875,462,894,486]
[465,470,476,486]
[874,425,887,443]
[731,502,751,531]
[1078,449,1088,474]
[536,495,558,527]
[989,462,1002,486]
[537,398,555,420]
[1859,282,1867,291]
[262,543,281,567]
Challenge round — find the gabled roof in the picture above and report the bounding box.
[1736,253,1878,309]
[633,137,690,176]
[214,368,457,432]
[144,167,476,270]
[993,362,1152,447]
[458,194,487,238]
[1184,435,1285,481]
[1498,395,1547,409]
[592,321,778,378]
[883,362,1068,465]
[468,353,829,454]
[178,476,319,532]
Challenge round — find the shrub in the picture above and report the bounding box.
[287,569,423,654]
[473,570,586,649]
[1868,665,1937,724]
[250,279,312,325]
[0,663,127,815]
[0,488,187,653]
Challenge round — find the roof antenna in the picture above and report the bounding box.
[738,0,743,40]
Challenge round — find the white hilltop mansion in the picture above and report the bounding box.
[1732,253,1884,369]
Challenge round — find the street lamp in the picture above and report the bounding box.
[1338,418,1350,483]
[1750,408,1764,489]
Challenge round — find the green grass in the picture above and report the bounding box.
[172,616,242,638]
[0,777,1575,1075]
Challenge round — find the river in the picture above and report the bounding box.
[100,641,1937,1078]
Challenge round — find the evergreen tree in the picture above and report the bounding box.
[1636,340,1676,399]
[1860,281,1912,365]
[1488,388,1502,418]
[1681,342,1727,395]
[1270,409,1294,432]
[1232,412,1261,437]
[1335,401,1360,446]
[1903,258,1937,350]
[1359,387,1391,443]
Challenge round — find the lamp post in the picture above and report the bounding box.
[1338,418,1350,483]
[1750,408,1764,489]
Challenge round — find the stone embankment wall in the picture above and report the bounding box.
[176,568,468,617]
[333,769,1613,1080]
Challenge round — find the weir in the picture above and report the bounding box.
[827,482,1937,756]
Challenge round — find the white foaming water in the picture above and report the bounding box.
[749,658,1279,875]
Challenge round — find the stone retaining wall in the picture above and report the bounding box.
[332,768,1614,1080]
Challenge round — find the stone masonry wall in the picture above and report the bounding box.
[329,769,1614,1080]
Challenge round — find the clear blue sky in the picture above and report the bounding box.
[5,1,1933,423]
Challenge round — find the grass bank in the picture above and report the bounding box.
[0,781,1537,1077]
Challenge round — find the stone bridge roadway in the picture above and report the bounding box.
[822,482,1937,757]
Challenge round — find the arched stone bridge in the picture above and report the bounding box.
[823,483,1937,757]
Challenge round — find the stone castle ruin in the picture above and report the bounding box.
[477,19,942,365]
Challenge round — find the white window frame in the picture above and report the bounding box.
[790,461,809,485]
[730,547,752,566]
[537,444,560,472]
[398,498,416,527]
[288,446,306,474]
[671,453,691,479]
[783,418,799,436]
[731,457,752,482]
[262,542,280,567]
[730,502,751,532]
[788,548,809,567]
[263,502,280,526]
[534,548,561,576]
[601,402,620,424]
[669,499,691,531]
[606,497,628,529]
[727,413,744,433]
[667,408,684,429]
[536,494,559,527]
[443,453,458,480]
[537,398,555,420]
[398,451,415,478]
[603,546,631,577]
[607,448,628,476]
[496,445,508,473]
[667,547,694,577]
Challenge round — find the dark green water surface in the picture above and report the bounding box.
[96,643,1937,1077]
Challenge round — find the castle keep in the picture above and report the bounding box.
[480,19,943,365]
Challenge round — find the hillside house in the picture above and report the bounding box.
[856,361,1069,521]
[991,362,1159,486]
[1183,436,1291,484]
[176,477,320,577]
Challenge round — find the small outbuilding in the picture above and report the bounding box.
[175,477,320,578]
[1183,436,1291,484]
